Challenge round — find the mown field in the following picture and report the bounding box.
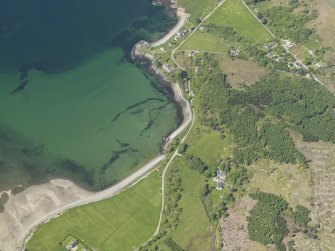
[207,0,272,43]
[177,0,216,24]
[187,127,230,166]
[171,161,213,251]
[179,31,227,52]
[26,172,161,251]
[180,0,272,52]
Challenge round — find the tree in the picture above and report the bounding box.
[179,143,188,154]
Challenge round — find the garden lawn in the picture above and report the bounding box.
[26,172,161,251]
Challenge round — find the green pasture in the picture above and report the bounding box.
[180,0,272,53]
[206,0,272,43]
[180,31,228,52]
[178,0,217,24]
[172,163,213,251]
[187,128,230,166]
[26,171,161,251]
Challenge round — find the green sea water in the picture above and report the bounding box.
[0,0,178,191]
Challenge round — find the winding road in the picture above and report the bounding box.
[154,107,195,236]
[139,2,229,248]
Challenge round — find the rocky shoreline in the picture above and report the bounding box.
[131,39,189,150]
[131,0,190,147]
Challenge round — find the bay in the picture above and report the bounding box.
[0,0,178,191]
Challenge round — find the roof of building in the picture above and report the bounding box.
[217,182,225,189]
[71,240,79,248]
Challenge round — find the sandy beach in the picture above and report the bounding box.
[0,179,92,251]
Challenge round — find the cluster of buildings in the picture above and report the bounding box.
[266,40,317,71]
[174,30,187,41]
[188,50,200,57]
[163,64,175,74]
[283,39,294,49]
[266,42,283,62]
[174,27,195,41]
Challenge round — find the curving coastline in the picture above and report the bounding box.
[150,8,189,47]
[15,2,192,251]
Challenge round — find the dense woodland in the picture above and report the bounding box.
[247,192,289,251]
[262,5,317,43]
[291,205,310,227]
[195,63,335,166]
[247,192,316,250]
[190,58,330,249]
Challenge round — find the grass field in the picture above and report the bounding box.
[172,163,213,251]
[26,172,161,251]
[178,0,217,24]
[216,53,268,88]
[248,159,312,208]
[180,31,228,52]
[180,0,272,53]
[313,0,335,49]
[187,127,231,166]
[61,235,92,250]
[205,0,272,43]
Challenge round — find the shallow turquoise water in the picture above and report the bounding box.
[0,0,177,190]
